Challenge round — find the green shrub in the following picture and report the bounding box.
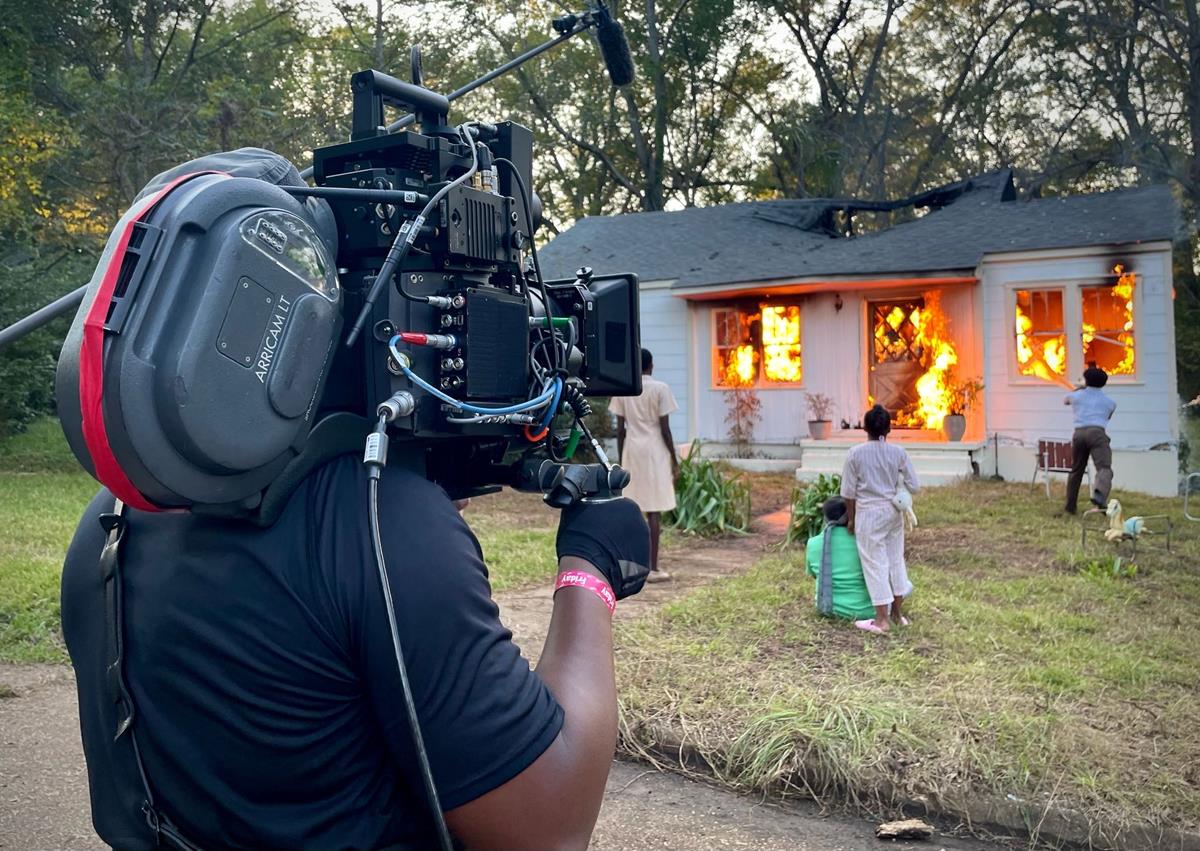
[783,473,842,548]
[665,440,751,536]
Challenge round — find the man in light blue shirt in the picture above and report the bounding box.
[1063,366,1117,513]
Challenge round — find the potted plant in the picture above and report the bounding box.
[805,392,835,440]
[943,376,984,441]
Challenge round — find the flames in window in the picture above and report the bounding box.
[714,304,801,386]
[874,305,921,362]
[725,344,758,386]
[1015,289,1067,382]
[760,305,802,383]
[1082,264,1136,375]
[715,308,759,387]
[906,294,958,430]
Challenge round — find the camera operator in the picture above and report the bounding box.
[62,455,650,850]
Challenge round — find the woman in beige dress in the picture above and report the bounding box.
[609,349,679,581]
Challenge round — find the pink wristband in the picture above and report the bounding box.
[554,570,616,615]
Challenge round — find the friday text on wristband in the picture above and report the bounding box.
[554,570,616,615]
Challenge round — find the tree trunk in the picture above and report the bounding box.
[1184,0,1200,212]
[642,0,667,210]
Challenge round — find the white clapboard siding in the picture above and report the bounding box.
[979,243,1177,450]
[634,281,690,443]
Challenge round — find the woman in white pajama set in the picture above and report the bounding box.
[840,404,920,634]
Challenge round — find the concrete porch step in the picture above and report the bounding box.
[796,441,983,487]
[721,458,805,474]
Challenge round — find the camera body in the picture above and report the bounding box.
[52,69,640,516]
[313,74,640,497]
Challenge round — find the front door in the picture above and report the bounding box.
[868,299,925,420]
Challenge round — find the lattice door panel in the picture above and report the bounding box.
[871,301,926,363]
[868,300,926,418]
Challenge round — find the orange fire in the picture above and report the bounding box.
[716,304,802,386]
[761,304,802,383]
[1082,264,1136,375]
[909,293,957,430]
[723,344,758,386]
[879,292,960,430]
[1015,290,1067,383]
[873,305,923,362]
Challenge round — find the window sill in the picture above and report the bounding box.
[710,383,806,392]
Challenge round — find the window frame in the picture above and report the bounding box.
[1009,286,1069,385]
[1079,276,1138,380]
[1006,276,1141,386]
[710,300,804,390]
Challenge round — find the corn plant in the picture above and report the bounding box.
[783,473,842,548]
[665,441,751,536]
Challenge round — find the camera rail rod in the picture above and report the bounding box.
[0,286,86,350]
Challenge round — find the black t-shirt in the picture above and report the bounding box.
[61,455,563,850]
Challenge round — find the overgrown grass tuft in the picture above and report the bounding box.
[616,478,1200,839]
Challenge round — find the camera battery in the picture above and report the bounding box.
[457,288,528,400]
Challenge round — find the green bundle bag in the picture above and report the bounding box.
[805,526,875,621]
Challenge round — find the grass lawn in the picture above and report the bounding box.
[615,478,1200,840]
[0,419,570,662]
[0,415,734,663]
[0,420,96,663]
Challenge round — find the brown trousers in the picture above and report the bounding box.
[1065,425,1113,512]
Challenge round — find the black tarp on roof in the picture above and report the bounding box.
[536,172,1178,289]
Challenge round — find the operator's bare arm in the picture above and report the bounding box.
[445,557,615,850]
[659,415,678,476]
[845,498,857,535]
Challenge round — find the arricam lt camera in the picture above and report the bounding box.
[47,15,642,523]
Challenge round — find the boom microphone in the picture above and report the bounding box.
[593,2,635,87]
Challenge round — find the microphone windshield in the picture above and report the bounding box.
[594,5,635,87]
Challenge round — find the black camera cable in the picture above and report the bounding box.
[346,124,481,348]
[363,397,455,851]
[494,157,561,375]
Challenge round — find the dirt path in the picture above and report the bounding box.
[0,511,998,849]
[494,513,786,665]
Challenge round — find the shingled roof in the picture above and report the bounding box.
[536,172,1178,290]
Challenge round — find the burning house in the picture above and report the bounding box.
[539,171,1181,496]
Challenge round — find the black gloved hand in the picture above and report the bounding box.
[555,498,650,600]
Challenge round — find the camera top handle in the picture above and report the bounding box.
[350,70,450,140]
